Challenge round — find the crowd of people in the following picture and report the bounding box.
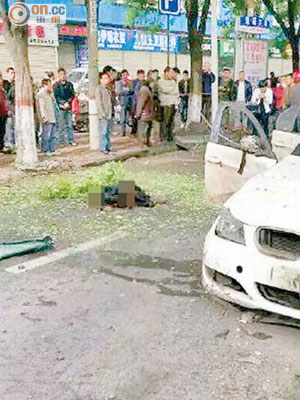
[1,63,300,155]
[0,67,79,155]
[217,67,300,137]
[98,65,182,153]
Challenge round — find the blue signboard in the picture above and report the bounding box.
[76,45,88,67]
[98,27,180,53]
[159,0,180,15]
[239,15,271,34]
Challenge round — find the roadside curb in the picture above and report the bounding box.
[81,144,179,168]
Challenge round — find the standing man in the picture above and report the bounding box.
[252,80,273,137]
[0,76,7,152]
[95,72,113,154]
[53,68,76,146]
[202,61,215,122]
[115,69,133,137]
[283,74,294,108]
[132,69,146,135]
[136,79,154,147]
[287,70,300,131]
[152,69,160,82]
[234,70,252,129]
[219,68,235,102]
[179,70,190,126]
[158,66,179,143]
[37,78,57,154]
[3,67,15,148]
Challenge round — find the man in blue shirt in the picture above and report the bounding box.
[202,62,215,122]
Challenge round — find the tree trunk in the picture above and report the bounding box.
[291,37,300,71]
[3,23,38,168]
[188,27,203,123]
[186,0,202,123]
[186,0,210,124]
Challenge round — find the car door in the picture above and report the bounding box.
[205,102,277,204]
[272,105,300,161]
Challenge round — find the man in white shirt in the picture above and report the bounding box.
[252,80,273,137]
[158,66,179,142]
[234,71,253,129]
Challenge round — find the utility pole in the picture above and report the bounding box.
[86,0,99,150]
[167,14,170,66]
[211,0,219,122]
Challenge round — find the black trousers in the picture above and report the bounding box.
[161,105,176,141]
[202,94,212,122]
[180,96,189,123]
[0,115,7,150]
[131,116,138,135]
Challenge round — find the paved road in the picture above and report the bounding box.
[1,229,300,400]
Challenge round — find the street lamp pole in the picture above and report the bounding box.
[211,0,219,122]
[87,0,100,150]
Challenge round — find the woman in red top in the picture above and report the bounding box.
[274,77,285,111]
[0,76,7,151]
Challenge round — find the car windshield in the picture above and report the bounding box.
[68,71,85,84]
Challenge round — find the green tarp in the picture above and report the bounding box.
[0,237,54,261]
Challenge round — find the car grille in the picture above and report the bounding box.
[258,229,300,261]
[257,283,300,310]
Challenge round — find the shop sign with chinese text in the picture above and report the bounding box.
[98,27,180,53]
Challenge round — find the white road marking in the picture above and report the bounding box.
[5,230,128,275]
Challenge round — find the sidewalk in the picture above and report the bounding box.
[0,129,177,184]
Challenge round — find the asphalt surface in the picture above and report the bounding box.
[1,152,300,400]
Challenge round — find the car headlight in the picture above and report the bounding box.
[215,209,246,246]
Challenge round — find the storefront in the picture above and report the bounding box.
[0,21,59,82]
[58,24,87,72]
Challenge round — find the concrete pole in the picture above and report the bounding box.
[87,0,100,150]
[211,0,219,123]
[167,15,170,67]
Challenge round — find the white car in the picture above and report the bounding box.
[68,65,123,93]
[68,67,88,93]
[203,149,300,320]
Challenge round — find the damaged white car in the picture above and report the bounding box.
[203,147,300,320]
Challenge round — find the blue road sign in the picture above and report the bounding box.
[159,0,180,15]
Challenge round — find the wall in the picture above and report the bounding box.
[268,57,293,77]
[97,49,191,76]
[58,42,76,72]
[0,44,57,83]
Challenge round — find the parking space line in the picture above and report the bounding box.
[5,231,128,275]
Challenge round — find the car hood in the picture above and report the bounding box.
[226,155,300,232]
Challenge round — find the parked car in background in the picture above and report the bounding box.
[68,67,89,93]
[68,66,123,93]
[203,147,300,320]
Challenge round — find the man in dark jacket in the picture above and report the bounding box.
[131,69,145,135]
[3,67,15,148]
[115,69,133,136]
[219,68,235,102]
[0,77,7,152]
[179,70,190,125]
[234,70,252,129]
[234,71,252,103]
[202,62,215,122]
[53,67,75,146]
